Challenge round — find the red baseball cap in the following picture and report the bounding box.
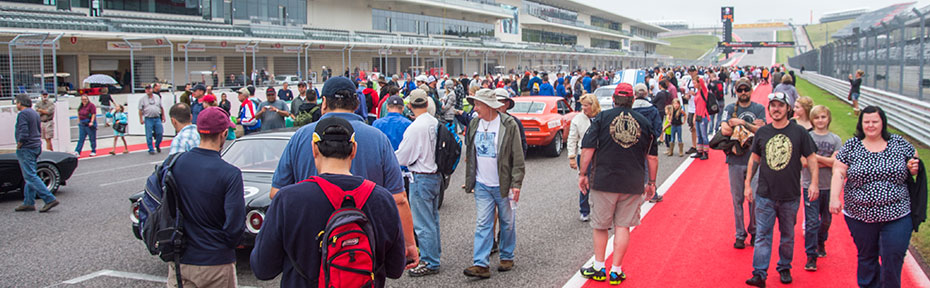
[613,83,634,97]
[201,94,216,104]
[197,107,234,134]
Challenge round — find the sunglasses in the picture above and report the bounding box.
[768,92,787,102]
[736,87,751,93]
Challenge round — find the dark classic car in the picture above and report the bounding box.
[129,130,288,247]
[0,151,78,196]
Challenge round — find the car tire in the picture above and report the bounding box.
[544,131,563,157]
[36,163,60,194]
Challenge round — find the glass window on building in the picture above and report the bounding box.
[591,38,620,49]
[591,16,620,32]
[524,1,577,22]
[230,0,306,24]
[522,29,576,46]
[372,9,493,37]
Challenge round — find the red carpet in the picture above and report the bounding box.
[577,84,927,287]
[75,139,172,159]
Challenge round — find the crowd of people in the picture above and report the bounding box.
[11,60,926,288]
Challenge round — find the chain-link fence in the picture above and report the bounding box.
[789,8,930,102]
[124,37,174,96]
[3,33,61,100]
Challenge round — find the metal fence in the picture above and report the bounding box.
[789,8,930,102]
[3,33,61,100]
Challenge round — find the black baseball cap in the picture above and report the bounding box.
[386,95,404,106]
[313,117,355,143]
[321,77,357,99]
[193,84,207,92]
[266,87,276,95]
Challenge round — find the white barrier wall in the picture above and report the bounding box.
[1,101,71,152]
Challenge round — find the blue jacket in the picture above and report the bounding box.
[272,113,404,195]
[15,108,41,149]
[582,76,592,93]
[528,77,543,93]
[556,78,566,97]
[538,83,555,96]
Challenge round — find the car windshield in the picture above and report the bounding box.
[509,101,547,114]
[221,138,288,172]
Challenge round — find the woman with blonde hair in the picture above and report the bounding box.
[793,96,814,131]
[568,93,601,222]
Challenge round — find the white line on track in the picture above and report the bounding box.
[99,175,150,187]
[562,157,696,288]
[52,269,259,288]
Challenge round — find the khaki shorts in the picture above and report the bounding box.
[167,262,237,288]
[41,121,54,139]
[590,190,644,229]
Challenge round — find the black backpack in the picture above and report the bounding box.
[140,152,186,286]
[701,87,720,115]
[435,122,462,175]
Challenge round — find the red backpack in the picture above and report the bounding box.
[292,176,378,288]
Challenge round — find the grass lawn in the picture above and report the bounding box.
[656,35,718,60]
[805,19,855,49]
[776,30,795,65]
[796,77,930,258]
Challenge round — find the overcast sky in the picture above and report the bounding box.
[586,0,930,27]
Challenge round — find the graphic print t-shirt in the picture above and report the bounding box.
[581,107,658,194]
[476,116,501,187]
[723,102,767,165]
[751,122,817,201]
[802,131,843,190]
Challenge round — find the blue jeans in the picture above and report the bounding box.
[578,157,590,216]
[803,189,833,257]
[752,195,799,279]
[846,215,912,288]
[671,125,683,142]
[144,117,164,152]
[473,182,516,267]
[409,173,442,269]
[75,119,97,154]
[17,147,56,206]
[695,116,710,146]
[708,112,721,135]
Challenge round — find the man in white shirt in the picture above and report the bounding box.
[684,67,699,154]
[394,89,442,277]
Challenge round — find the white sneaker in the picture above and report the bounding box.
[580,214,590,222]
[89,152,96,157]
[71,152,80,157]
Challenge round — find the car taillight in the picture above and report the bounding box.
[130,201,140,223]
[246,210,264,234]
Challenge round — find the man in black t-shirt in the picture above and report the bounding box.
[744,92,819,287]
[577,83,658,285]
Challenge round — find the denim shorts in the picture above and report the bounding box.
[850,92,860,101]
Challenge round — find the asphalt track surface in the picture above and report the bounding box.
[732,27,787,67]
[0,99,726,287]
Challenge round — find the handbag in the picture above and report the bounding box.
[114,121,127,134]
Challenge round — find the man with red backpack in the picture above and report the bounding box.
[251,117,406,287]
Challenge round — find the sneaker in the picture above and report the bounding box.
[608,271,626,285]
[734,238,745,249]
[463,265,490,279]
[685,147,698,154]
[817,246,827,258]
[749,234,756,247]
[156,147,161,153]
[778,269,792,284]
[408,262,439,277]
[699,152,708,160]
[39,200,59,213]
[690,152,702,158]
[148,151,156,155]
[579,214,590,222]
[804,256,817,271]
[649,194,664,203]
[745,275,766,287]
[14,205,35,212]
[497,260,514,272]
[89,152,96,157]
[580,267,607,281]
[71,151,80,157]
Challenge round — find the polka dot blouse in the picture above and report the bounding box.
[836,134,916,223]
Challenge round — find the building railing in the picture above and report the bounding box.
[527,11,632,38]
[403,0,512,15]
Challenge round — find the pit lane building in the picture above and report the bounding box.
[0,0,669,94]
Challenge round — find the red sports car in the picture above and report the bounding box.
[509,96,578,157]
